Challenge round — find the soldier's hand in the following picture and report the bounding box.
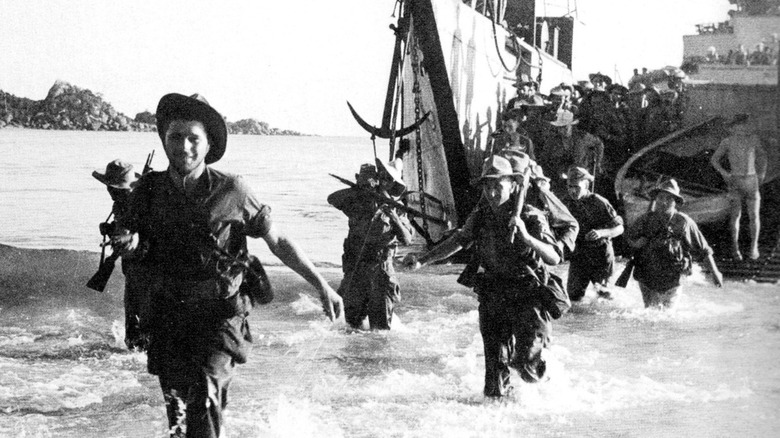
[584,230,602,241]
[110,232,139,255]
[319,284,344,323]
[509,216,531,243]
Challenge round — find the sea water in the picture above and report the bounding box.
[0,130,778,437]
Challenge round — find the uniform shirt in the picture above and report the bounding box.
[627,210,713,289]
[452,201,558,279]
[125,167,271,286]
[563,192,623,248]
[328,187,412,259]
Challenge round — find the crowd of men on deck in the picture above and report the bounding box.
[495,70,688,200]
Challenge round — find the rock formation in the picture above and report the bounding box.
[0,80,306,135]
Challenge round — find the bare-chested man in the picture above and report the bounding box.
[710,115,768,260]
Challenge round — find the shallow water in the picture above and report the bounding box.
[0,130,778,437]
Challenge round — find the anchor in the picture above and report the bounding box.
[347,3,429,145]
[347,101,428,140]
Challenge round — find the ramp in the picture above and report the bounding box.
[716,239,780,284]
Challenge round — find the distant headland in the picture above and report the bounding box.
[0,80,307,136]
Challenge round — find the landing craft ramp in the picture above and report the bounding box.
[715,240,780,284]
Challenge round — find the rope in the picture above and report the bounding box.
[490,13,522,73]
[388,6,411,161]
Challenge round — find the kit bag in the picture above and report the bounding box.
[526,266,570,319]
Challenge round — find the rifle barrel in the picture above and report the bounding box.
[329,174,448,226]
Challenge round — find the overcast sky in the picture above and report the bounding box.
[0,0,732,136]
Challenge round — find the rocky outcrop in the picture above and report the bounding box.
[226,118,305,136]
[0,80,306,135]
[0,80,155,132]
[134,110,156,125]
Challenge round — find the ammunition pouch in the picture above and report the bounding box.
[239,255,274,306]
[456,256,481,288]
[474,269,570,320]
[535,271,570,320]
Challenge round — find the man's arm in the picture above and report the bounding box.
[516,217,561,264]
[592,136,605,174]
[586,223,624,241]
[262,223,343,322]
[710,140,730,179]
[684,217,723,288]
[383,206,414,245]
[703,253,724,288]
[756,139,768,183]
[326,188,356,211]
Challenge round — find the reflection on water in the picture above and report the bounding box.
[0,265,777,437]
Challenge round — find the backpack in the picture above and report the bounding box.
[634,213,692,289]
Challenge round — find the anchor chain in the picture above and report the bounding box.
[411,29,429,236]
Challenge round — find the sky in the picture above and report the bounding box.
[0,0,733,137]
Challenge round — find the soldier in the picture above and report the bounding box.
[540,110,604,196]
[563,166,624,301]
[92,159,148,349]
[588,72,612,92]
[328,159,414,329]
[113,93,343,437]
[494,108,535,159]
[626,179,724,308]
[507,75,545,109]
[405,155,570,398]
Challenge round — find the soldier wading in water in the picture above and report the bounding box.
[406,155,571,397]
[113,92,343,437]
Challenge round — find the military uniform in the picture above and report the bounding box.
[328,184,413,330]
[125,167,270,435]
[564,192,623,300]
[451,199,565,396]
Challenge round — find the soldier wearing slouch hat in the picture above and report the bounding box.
[327,158,414,330]
[113,92,343,437]
[562,166,623,301]
[626,179,723,308]
[406,155,571,398]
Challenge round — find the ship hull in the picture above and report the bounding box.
[398,0,573,241]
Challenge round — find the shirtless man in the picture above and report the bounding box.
[710,115,768,260]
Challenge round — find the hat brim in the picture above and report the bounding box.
[513,81,538,89]
[650,188,685,205]
[156,93,227,164]
[470,172,524,186]
[375,159,406,196]
[564,173,594,182]
[588,74,613,85]
[92,170,141,189]
[550,119,579,127]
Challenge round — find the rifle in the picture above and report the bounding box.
[615,199,656,288]
[329,173,449,226]
[86,250,119,292]
[86,151,154,292]
[86,233,132,292]
[510,169,531,244]
[614,255,635,288]
[142,150,155,174]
